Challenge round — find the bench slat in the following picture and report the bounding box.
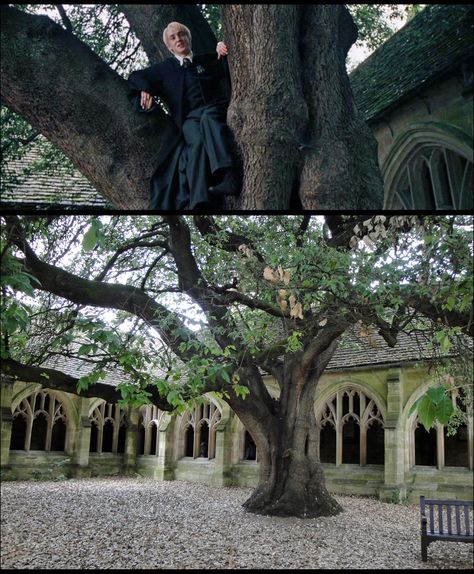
[455,505,461,535]
[447,505,452,535]
[438,504,443,534]
[464,504,470,535]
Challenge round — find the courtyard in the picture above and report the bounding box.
[0,477,472,569]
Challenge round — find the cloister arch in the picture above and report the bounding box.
[88,400,127,454]
[9,388,72,453]
[138,405,165,456]
[383,122,473,209]
[315,380,386,466]
[403,380,473,471]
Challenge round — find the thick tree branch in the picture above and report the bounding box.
[300,321,349,376]
[221,290,290,319]
[4,216,204,362]
[164,216,241,352]
[405,292,473,338]
[295,215,312,247]
[0,5,179,209]
[56,5,73,33]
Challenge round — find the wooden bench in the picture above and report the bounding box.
[420,496,474,561]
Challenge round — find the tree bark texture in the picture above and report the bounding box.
[1,5,384,210]
[221,4,384,209]
[298,6,384,209]
[227,348,343,518]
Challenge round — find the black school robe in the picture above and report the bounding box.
[128,54,231,210]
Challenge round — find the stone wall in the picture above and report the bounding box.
[1,363,473,503]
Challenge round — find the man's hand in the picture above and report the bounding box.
[140,91,154,110]
[216,41,228,59]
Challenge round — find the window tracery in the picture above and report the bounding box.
[316,388,385,466]
[388,145,472,209]
[89,402,127,454]
[180,401,221,459]
[138,405,164,455]
[10,390,67,452]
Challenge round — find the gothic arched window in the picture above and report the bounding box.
[409,388,473,470]
[387,144,472,210]
[138,405,164,456]
[10,390,67,452]
[89,402,126,454]
[316,388,385,466]
[179,400,221,459]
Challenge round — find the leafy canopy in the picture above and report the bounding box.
[1,215,472,428]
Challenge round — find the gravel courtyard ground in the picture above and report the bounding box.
[1,477,472,570]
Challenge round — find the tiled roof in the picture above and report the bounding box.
[43,353,129,387]
[350,4,474,122]
[325,329,443,371]
[1,146,112,210]
[36,329,449,393]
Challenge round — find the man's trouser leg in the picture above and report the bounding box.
[199,104,233,176]
[182,109,210,207]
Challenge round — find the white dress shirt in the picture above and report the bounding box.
[174,52,194,66]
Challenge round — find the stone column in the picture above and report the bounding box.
[123,407,139,474]
[71,397,92,478]
[211,415,233,487]
[379,368,407,502]
[0,375,14,472]
[336,390,343,466]
[155,414,176,480]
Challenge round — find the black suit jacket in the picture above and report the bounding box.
[128,54,231,210]
[128,53,231,129]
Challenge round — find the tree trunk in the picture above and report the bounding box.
[230,355,343,519]
[221,5,308,209]
[242,420,342,518]
[221,4,384,210]
[298,6,384,209]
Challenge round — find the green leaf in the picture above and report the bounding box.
[444,294,456,312]
[435,330,452,354]
[82,226,97,251]
[427,386,446,405]
[417,395,436,431]
[233,384,250,399]
[435,396,454,425]
[77,343,96,356]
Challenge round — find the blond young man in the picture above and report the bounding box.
[129,22,238,210]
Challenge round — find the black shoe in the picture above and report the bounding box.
[208,170,240,196]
